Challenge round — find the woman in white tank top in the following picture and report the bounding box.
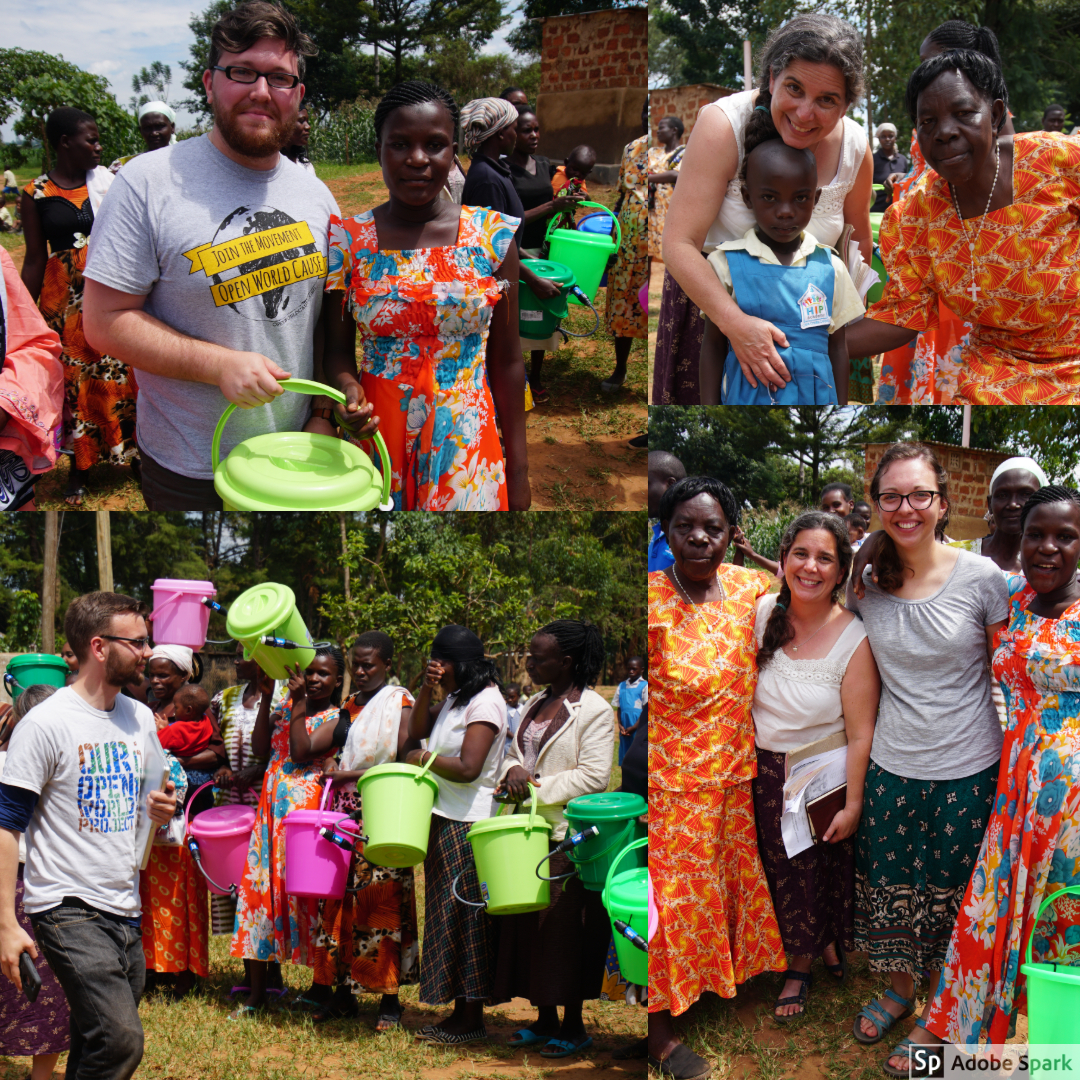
[655,13,874,404]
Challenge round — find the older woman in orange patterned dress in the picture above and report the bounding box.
[649,476,785,1079]
[849,51,1080,404]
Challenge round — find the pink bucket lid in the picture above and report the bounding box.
[152,578,217,595]
[188,805,256,838]
[284,810,359,832]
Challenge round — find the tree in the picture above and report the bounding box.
[653,0,768,88]
[130,61,173,113]
[0,48,140,169]
[648,0,688,89]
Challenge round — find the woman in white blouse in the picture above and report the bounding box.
[751,511,879,1022]
[656,12,873,405]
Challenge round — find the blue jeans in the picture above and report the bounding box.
[31,904,145,1080]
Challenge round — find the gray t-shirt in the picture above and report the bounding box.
[845,549,1008,780]
[84,135,340,479]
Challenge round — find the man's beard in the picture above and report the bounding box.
[214,101,295,158]
[104,647,143,689]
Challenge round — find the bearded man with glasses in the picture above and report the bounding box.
[82,2,375,510]
[0,591,177,1080]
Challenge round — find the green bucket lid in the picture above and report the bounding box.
[7,654,69,673]
[606,866,647,915]
[565,792,647,821]
[226,583,300,642]
[520,258,576,287]
[214,431,384,510]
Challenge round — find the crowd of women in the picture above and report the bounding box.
[649,444,1080,1080]
[651,12,1080,407]
[1,616,647,1074]
[2,73,646,511]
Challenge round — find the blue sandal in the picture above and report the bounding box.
[508,1028,554,1047]
[540,1035,593,1058]
[852,989,915,1045]
[882,1020,938,1078]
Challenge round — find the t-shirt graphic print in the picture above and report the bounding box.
[77,737,142,834]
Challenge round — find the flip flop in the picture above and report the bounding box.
[852,989,916,1045]
[882,1024,939,1079]
[227,1005,260,1022]
[229,985,250,997]
[824,941,849,986]
[540,1035,593,1058]
[508,1028,554,1047]
[288,995,329,1012]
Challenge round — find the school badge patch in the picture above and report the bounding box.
[798,282,830,329]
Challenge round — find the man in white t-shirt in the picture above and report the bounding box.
[0,591,176,1080]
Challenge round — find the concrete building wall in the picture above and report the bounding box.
[650,83,737,139]
[863,442,1008,540]
[536,8,647,170]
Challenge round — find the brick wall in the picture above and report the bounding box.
[540,8,647,94]
[862,442,1008,540]
[650,83,737,139]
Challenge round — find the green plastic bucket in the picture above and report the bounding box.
[564,791,647,891]
[518,259,574,338]
[602,836,648,986]
[545,200,622,305]
[225,583,315,680]
[356,756,440,868]
[465,796,551,915]
[1020,884,1080,1044]
[5,654,69,697]
[212,379,394,511]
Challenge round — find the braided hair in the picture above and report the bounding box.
[312,643,345,706]
[869,442,950,593]
[905,49,1009,131]
[757,512,853,669]
[374,80,459,141]
[658,475,740,530]
[537,620,605,689]
[1020,485,1080,531]
[742,14,864,178]
[925,20,1002,67]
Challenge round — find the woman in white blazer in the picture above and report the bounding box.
[491,620,615,1059]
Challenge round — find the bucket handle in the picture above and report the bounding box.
[415,744,439,782]
[182,779,217,839]
[317,777,335,828]
[451,871,487,914]
[568,816,636,867]
[1024,883,1080,965]
[210,378,394,512]
[146,590,186,622]
[602,836,648,911]
[544,199,622,250]
[497,789,542,833]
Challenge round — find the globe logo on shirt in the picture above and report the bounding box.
[185,204,327,324]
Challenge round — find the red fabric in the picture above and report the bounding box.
[157,713,213,756]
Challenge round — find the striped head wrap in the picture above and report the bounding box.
[460,97,520,153]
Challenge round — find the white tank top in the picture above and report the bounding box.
[703,90,868,253]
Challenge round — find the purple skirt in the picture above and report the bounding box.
[652,267,704,405]
[0,865,70,1055]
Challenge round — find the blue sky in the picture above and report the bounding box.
[4,0,520,140]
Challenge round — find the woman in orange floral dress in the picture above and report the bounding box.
[649,476,786,1079]
[19,107,137,505]
[849,51,1080,404]
[229,647,344,1018]
[320,81,529,511]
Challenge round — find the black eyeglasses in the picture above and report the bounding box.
[100,635,151,648]
[875,491,941,512]
[211,65,300,90]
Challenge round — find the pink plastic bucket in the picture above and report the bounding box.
[284,780,360,899]
[186,785,256,897]
[647,874,657,942]
[149,579,217,650]
[638,282,648,318]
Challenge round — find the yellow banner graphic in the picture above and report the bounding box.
[209,252,327,307]
[183,221,317,276]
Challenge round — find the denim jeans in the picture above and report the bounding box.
[31,905,145,1080]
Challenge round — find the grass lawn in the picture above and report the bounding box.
[1,733,646,1080]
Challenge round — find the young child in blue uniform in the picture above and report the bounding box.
[699,137,864,405]
[612,656,647,765]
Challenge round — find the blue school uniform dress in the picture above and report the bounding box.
[722,245,838,406]
[614,677,647,765]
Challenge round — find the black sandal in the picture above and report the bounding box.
[774,970,812,1023]
[648,1043,712,1079]
[824,940,849,985]
[312,994,359,1023]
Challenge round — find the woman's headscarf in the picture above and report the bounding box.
[459,97,519,154]
[149,644,194,677]
[990,456,1049,491]
[138,100,178,145]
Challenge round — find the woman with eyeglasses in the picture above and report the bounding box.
[844,442,1009,1075]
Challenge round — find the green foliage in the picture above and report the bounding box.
[0,49,141,170]
[0,591,43,652]
[737,503,804,561]
[179,0,235,118]
[648,0,688,88]
[653,0,768,88]
[309,100,379,164]
[131,61,173,113]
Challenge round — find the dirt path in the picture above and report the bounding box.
[18,166,645,510]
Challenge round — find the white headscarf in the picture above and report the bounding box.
[990,456,1049,491]
[138,100,178,145]
[340,684,413,773]
[149,644,194,677]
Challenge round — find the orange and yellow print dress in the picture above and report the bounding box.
[23,175,137,469]
[648,567,785,1017]
[869,131,1080,404]
[325,205,518,510]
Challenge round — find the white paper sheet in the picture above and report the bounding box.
[780,745,848,858]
